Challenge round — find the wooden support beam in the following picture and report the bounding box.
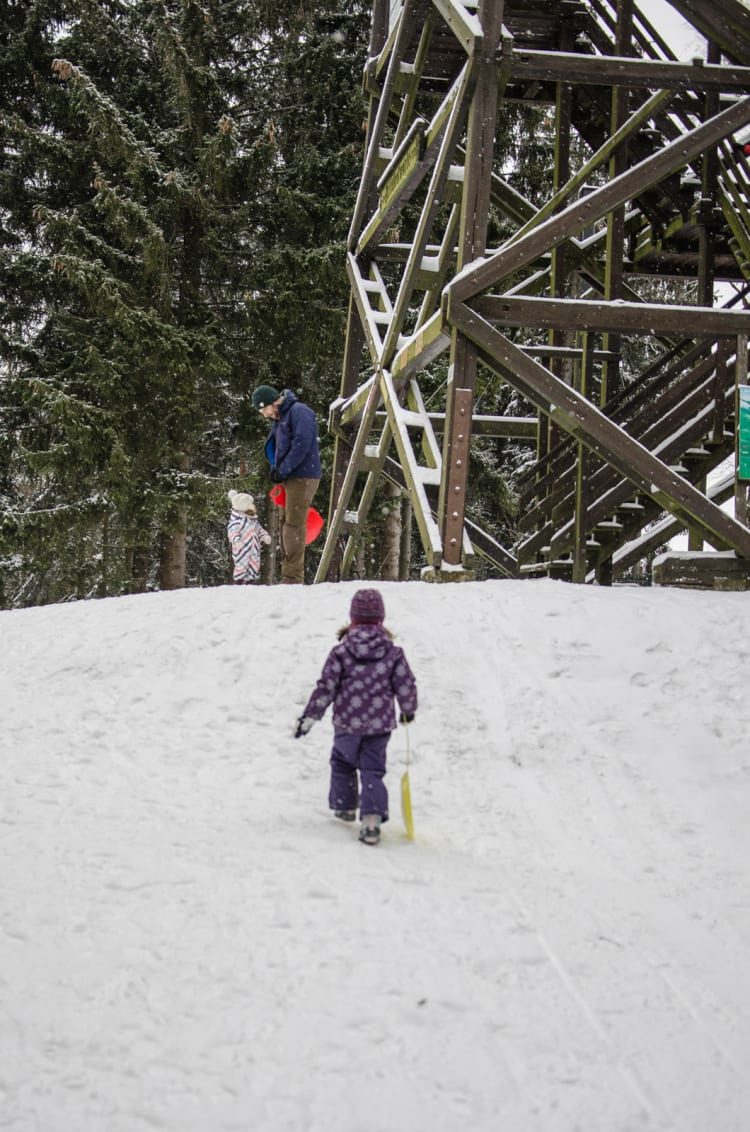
[572,333,595,583]
[391,308,452,379]
[509,50,750,90]
[438,0,504,567]
[323,296,369,582]
[665,0,750,64]
[376,118,428,214]
[737,334,750,526]
[369,409,537,439]
[509,88,675,244]
[602,0,633,405]
[440,386,473,561]
[431,0,483,56]
[449,93,750,303]
[471,294,750,337]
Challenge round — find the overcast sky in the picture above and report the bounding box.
[646,0,706,58]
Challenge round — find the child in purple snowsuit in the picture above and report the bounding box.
[294,589,417,846]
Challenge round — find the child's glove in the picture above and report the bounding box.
[270,467,285,484]
[294,715,314,738]
[399,711,414,724]
[262,533,272,546]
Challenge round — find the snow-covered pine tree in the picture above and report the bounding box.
[2,1,258,601]
[0,0,370,605]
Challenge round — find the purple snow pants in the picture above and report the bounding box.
[328,732,390,823]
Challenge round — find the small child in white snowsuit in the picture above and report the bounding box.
[227,490,271,584]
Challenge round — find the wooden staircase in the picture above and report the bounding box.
[515,339,739,580]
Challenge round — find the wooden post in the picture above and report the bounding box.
[698,41,721,307]
[737,334,749,527]
[323,295,366,581]
[381,480,402,580]
[601,0,633,405]
[548,17,574,456]
[572,333,595,582]
[438,0,503,567]
[399,493,413,581]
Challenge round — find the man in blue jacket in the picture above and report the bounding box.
[252,384,321,584]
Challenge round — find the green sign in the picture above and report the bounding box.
[740,386,750,481]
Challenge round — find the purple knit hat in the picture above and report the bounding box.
[350,588,385,625]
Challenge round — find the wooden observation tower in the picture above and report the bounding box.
[315,0,750,584]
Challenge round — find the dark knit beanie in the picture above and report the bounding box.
[350,589,385,624]
[252,384,281,410]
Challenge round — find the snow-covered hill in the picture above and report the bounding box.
[2,579,749,1131]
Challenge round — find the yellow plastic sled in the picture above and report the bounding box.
[401,724,415,840]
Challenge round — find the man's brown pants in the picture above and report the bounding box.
[280,477,320,584]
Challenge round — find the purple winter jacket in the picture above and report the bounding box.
[303,625,417,734]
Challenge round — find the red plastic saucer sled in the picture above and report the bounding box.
[269,485,325,544]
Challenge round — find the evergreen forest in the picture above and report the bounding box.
[0,0,372,607]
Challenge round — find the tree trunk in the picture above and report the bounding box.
[159,446,190,590]
[399,494,413,580]
[159,511,187,590]
[131,545,151,592]
[381,481,402,580]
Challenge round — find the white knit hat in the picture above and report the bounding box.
[228,490,256,514]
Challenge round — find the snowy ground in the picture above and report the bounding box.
[2,578,750,1132]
